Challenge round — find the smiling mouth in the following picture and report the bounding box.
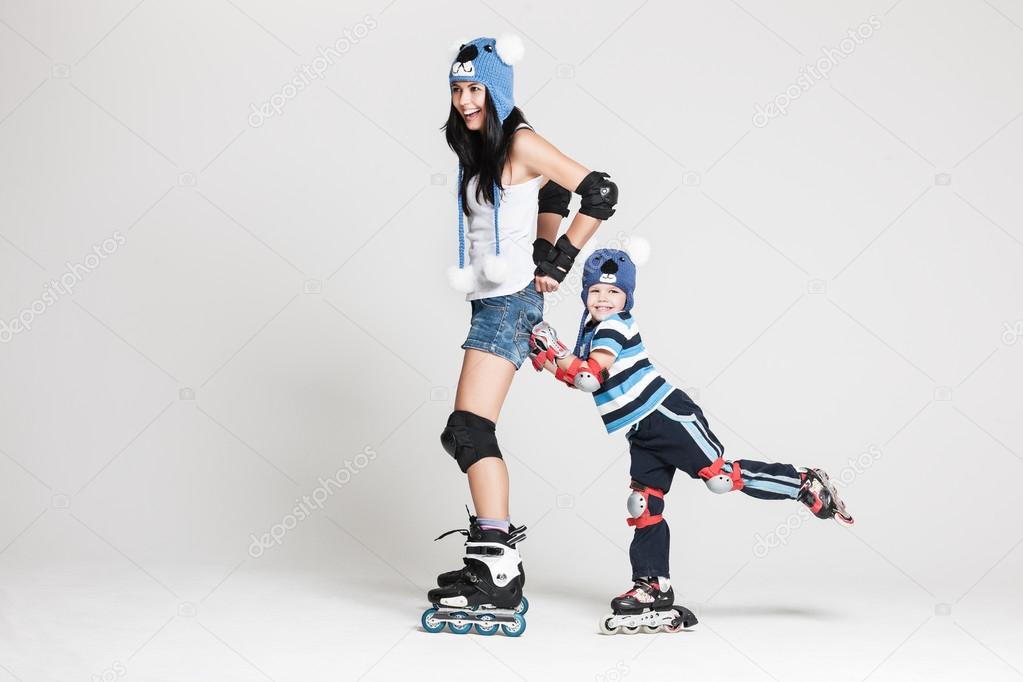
[464,108,480,122]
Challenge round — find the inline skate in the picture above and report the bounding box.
[599,578,698,635]
[422,514,528,636]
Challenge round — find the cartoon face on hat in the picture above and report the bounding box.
[448,35,524,122]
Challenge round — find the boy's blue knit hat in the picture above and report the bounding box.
[573,249,638,356]
[447,35,525,292]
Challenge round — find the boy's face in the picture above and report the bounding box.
[587,284,627,322]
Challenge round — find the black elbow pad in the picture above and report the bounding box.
[575,171,619,220]
[538,180,571,217]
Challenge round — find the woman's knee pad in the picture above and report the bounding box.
[440,410,503,473]
[626,481,665,528]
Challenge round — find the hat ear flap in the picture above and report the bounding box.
[494,34,524,65]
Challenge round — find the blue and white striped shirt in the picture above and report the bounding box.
[581,312,673,434]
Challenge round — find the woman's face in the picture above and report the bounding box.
[451,81,486,131]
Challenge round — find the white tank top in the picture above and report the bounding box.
[463,123,542,301]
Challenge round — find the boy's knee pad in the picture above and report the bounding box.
[626,481,665,528]
[440,410,502,473]
[699,456,744,493]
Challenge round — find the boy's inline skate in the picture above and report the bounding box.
[599,578,698,635]
[422,513,528,637]
[798,468,854,526]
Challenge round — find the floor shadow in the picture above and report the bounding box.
[698,603,842,619]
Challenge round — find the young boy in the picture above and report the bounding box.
[529,248,854,634]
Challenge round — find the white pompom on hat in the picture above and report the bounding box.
[626,234,651,266]
[494,34,525,65]
[482,254,509,284]
[448,36,470,64]
[447,264,476,293]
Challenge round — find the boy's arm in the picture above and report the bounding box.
[535,348,614,377]
[528,322,615,392]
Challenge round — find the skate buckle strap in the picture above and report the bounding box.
[799,472,828,516]
[698,456,744,492]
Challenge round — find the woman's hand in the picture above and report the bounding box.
[534,274,560,293]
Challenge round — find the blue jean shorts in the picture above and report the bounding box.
[462,281,544,369]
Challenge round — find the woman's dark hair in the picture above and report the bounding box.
[443,90,529,214]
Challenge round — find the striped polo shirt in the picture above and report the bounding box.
[581,311,673,434]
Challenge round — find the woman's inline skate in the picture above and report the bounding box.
[422,512,528,637]
[599,577,698,635]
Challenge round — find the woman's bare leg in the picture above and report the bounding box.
[454,349,517,519]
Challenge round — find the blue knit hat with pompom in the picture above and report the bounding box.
[573,249,639,356]
[447,35,524,292]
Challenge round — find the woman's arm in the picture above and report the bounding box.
[514,130,606,250]
[533,210,562,293]
[536,208,561,245]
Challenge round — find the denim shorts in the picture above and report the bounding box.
[462,281,544,369]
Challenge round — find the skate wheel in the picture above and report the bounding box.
[516,596,529,615]
[421,608,445,634]
[598,615,620,635]
[447,612,472,635]
[501,614,526,637]
[622,624,641,634]
[643,624,660,633]
[474,615,498,636]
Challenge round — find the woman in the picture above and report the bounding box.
[423,35,621,636]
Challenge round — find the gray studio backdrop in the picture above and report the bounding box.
[0,0,1021,680]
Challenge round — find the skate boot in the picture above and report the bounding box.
[798,468,854,526]
[435,515,527,594]
[433,513,480,588]
[422,520,528,636]
[599,578,698,635]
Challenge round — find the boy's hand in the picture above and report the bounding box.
[530,321,575,373]
[531,323,572,359]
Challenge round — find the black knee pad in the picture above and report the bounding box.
[440,410,502,473]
